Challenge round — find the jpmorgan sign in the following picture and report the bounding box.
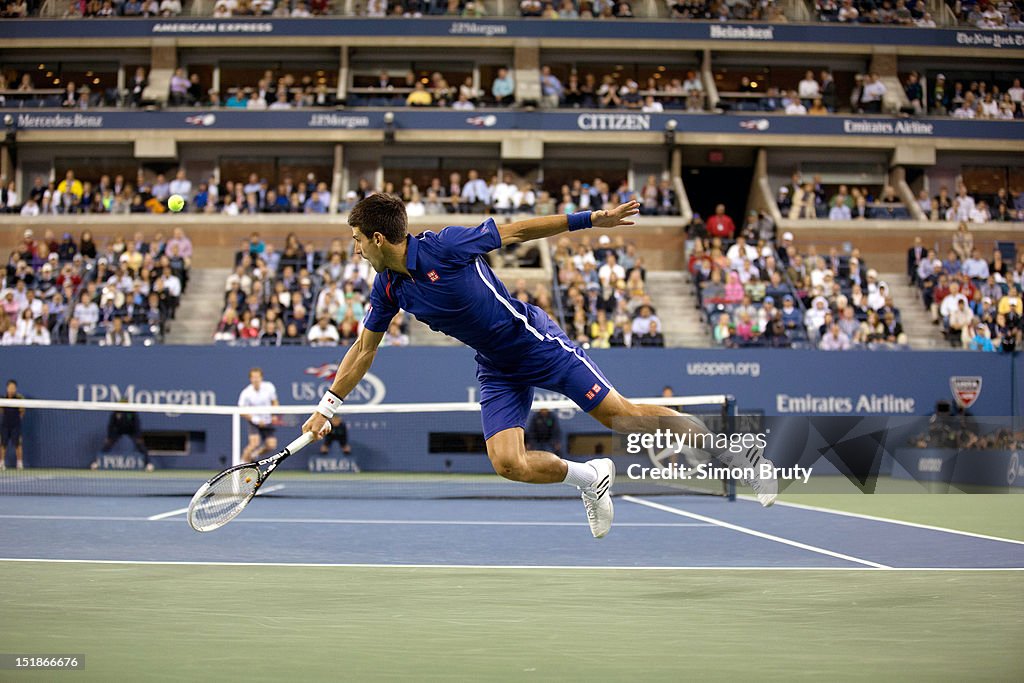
[576,114,651,131]
[75,384,216,405]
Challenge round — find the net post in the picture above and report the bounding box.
[231,411,241,467]
[723,395,737,502]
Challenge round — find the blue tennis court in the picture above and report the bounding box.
[2,492,1021,569]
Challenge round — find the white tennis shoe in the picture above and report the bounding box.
[580,458,615,538]
[717,445,777,507]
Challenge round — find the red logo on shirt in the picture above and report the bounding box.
[427,270,440,282]
[585,384,602,401]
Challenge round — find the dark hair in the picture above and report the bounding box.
[348,193,408,245]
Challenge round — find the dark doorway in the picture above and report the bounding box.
[682,165,754,224]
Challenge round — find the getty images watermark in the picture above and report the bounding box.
[622,428,812,484]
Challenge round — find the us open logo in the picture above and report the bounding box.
[293,365,386,404]
[949,376,982,409]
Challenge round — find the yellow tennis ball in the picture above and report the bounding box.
[245,476,252,483]
[168,194,185,212]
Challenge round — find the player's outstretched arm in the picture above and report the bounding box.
[302,328,385,440]
[498,200,640,246]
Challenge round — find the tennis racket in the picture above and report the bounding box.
[187,431,314,532]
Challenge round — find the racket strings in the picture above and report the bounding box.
[188,467,260,531]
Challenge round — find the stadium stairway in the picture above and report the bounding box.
[164,268,232,345]
[878,271,940,350]
[646,271,712,348]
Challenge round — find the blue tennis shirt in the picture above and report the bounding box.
[362,219,566,369]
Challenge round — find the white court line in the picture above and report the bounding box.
[737,495,1024,547]
[623,495,890,569]
[0,514,711,528]
[147,508,190,521]
[146,484,286,520]
[0,558,1020,571]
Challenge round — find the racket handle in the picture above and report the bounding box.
[285,432,315,455]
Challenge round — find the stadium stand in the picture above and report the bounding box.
[2,225,188,346]
[0,11,1021,350]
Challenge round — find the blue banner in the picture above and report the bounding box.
[10,110,1023,142]
[3,18,1023,50]
[0,347,1013,414]
[0,347,1016,472]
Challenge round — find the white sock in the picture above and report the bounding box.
[563,460,599,489]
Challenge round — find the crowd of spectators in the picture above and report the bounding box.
[950,0,1024,29]
[908,225,1023,351]
[775,172,911,220]
[928,75,1024,119]
[3,167,678,218]
[0,0,183,17]
[345,171,678,218]
[1,227,189,346]
[915,182,1024,223]
[212,0,331,16]
[214,231,412,347]
[6,62,1021,122]
[552,233,662,347]
[5,168,334,216]
[817,0,1024,28]
[688,205,910,350]
[817,0,938,26]
[540,66,705,111]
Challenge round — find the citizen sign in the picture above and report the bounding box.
[577,114,651,131]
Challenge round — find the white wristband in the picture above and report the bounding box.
[316,391,343,418]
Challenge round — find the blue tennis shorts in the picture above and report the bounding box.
[477,336,614,440]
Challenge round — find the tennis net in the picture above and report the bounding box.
[0,395,737,500]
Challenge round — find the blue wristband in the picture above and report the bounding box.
[567,211,593,232]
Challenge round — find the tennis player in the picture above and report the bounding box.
[303,195,775,538]
[239,367,279,463]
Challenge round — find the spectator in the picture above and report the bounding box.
[540,65,563,108]
[630,304,661,338]
[383,320,409,346]
[169,68,190,106]
[797,70,820,103]
[966,321,995,352]
[308,315,340,346]
[492,67,515,106]
[104,317,131,347]
[819,323,851,350]
[525,408,561,455]
[636,320,664,347]
[705,204,735,239]
[713,313,734,347]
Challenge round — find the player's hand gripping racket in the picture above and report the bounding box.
[187,432,314,532]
